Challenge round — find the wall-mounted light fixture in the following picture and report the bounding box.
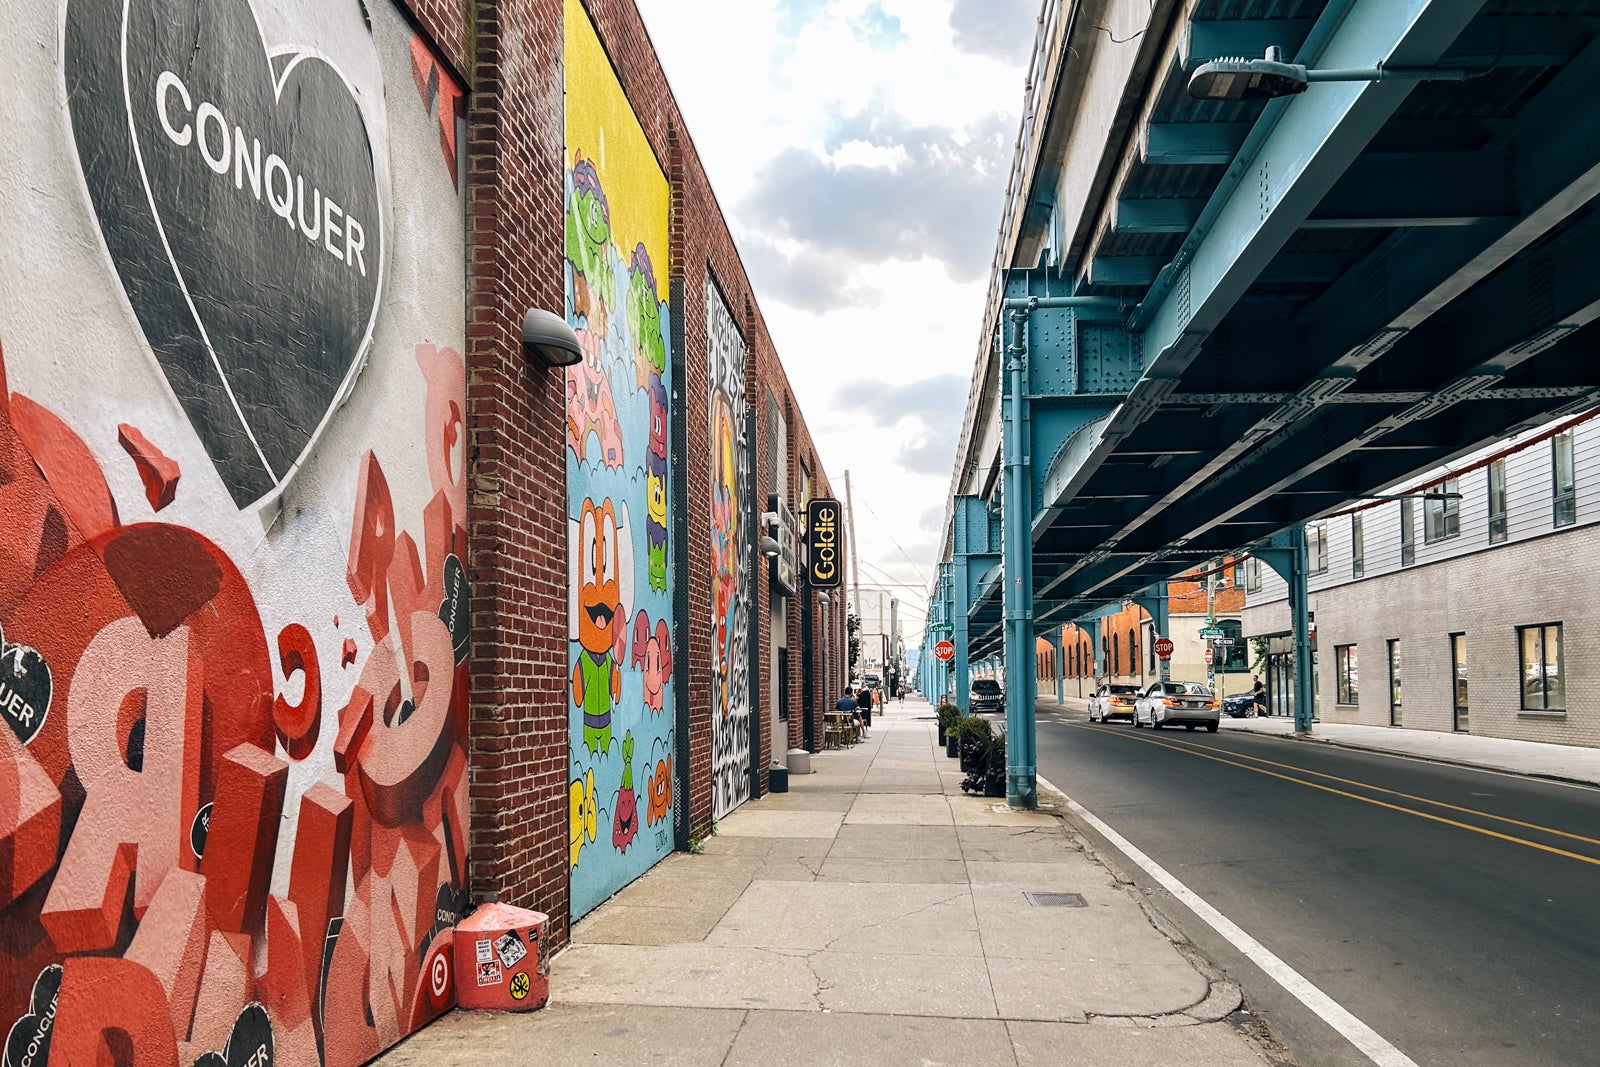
[1188,46,1479,102]
[522,307,583,367]
[760,535,781,558]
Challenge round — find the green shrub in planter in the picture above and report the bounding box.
[935,703,960,745]
[983,731,1007,797]
[956,716,993,773]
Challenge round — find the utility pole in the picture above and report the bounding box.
[844,469,861,652]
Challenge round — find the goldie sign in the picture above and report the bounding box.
[806,498,842,588]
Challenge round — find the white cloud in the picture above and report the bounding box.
[635,0,1032,632]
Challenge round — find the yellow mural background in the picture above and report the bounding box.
[564,0,670,281]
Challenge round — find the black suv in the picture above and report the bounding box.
[970,678,1004,712]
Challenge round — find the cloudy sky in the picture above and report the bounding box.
[634,0,1038,641]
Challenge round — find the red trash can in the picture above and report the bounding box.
[453,897,550,1011]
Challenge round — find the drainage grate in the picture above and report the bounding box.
[1025,891,1086,908]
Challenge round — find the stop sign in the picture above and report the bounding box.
[1153,637,1174,661]
[1203,647,1214,666]
[933,640,956,662]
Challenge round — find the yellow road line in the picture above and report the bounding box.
[1069,723,1600,869]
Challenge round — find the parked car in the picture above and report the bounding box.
[1222,692,1260,718]
[1088,683,1141,723]
[970,678,1005,713]
[1134,680,1220,731]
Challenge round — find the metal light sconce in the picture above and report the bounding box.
[1188,46,1478,102]
[522,307,583,367]
[758,509,782,558]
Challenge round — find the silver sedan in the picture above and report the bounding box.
[1133,680,1220,732]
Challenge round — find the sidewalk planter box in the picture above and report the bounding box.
[956,717,993,773]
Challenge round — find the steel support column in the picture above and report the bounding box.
[1002,305,1038,808]
[1049,626,1065,704]
[1256,526,1315,733]
[1130,581,1169,648]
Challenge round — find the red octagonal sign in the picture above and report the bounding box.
[934,640,956,662]
[1153,637,1174,661]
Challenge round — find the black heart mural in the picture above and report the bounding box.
[0,623,52,747]
[193,1003,273,1067]
[65,0,385,509]
[2,965,61,1067]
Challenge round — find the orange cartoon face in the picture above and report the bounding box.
[647,756,672,826]
[577,498,622,655]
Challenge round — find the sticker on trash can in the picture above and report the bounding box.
[476,960,502,986]
[494,931,528,969]
[475,939,492,964]
[509,972,530,1001]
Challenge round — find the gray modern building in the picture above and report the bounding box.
[1243,413,1599,748]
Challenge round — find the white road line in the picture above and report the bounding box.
[1041,775,1421,1067]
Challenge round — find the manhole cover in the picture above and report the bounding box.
[1025,891,1086,908]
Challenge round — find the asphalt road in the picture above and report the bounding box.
[1033,702,1600,1067]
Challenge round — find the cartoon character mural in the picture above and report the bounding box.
[706,274,753,818]
[0,0,471,1062]
[563,0,676,921]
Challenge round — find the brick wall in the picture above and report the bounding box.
[456,0,848,940]
[459,0,574,944]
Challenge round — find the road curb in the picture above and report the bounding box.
[1264,729,1600,790]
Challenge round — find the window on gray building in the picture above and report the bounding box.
[1244,557,1262,592]
[1387,639,1402,726]
[1518,623,1564,712]
[1424,477,1460,543]
[1488,460,1508,543]
[1351,513,1364,577]
[1450,633,1468,731]
[1307,522,1328,575]
[1335,644,1358,705]
[1553,433,1576,527]
[1400,498,1416,565]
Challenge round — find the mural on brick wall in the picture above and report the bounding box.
[563,0,676,921]
[0,0,471,1062]
[706,276,753,818]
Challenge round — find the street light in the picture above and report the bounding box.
[1188,46,1480,102]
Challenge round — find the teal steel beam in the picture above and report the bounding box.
[1002,305,1037,809]
[1085,256,1166,288]
[1185,14,1576,72]
[1048,626,1065,704]
[1186,19,1315,67]
[1137,0,1491,366]
[953,496,1002,717]
[1143,123,1252,166]
[1130,581,1169,644]
[1254,527,1315,733]
[1114,199,1205,235]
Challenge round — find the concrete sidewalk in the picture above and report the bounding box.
[1050,693,1600,787]
[376,698,1277,1066]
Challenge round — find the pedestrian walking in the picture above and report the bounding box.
[1250,675,1267,718]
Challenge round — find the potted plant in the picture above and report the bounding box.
[936,703,960,746]
[945,722,960,758]
[983,731,1007,797]
[956,715,993,773]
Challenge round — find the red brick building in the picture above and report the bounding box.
[0,0,844,1059]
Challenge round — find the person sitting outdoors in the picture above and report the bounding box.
[835,689,863,743]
